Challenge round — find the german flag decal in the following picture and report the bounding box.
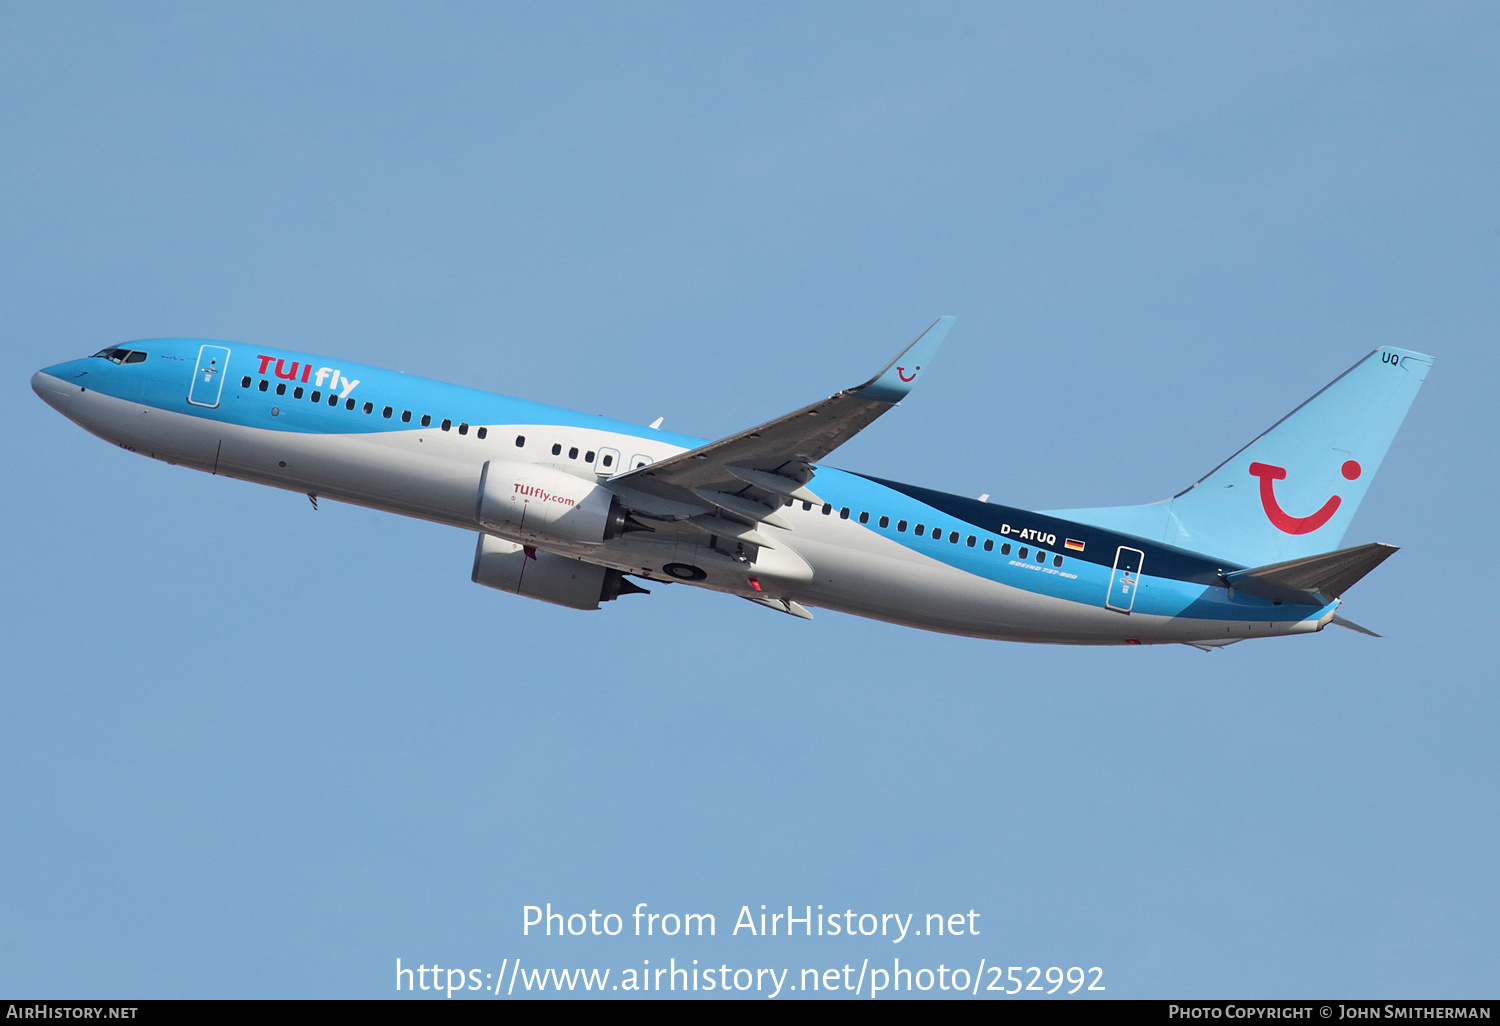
[1064,538,1086,552]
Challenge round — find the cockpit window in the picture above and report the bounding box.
[91,347,147,365]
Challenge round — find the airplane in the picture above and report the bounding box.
[30,319,1431,649]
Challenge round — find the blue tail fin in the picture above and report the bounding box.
[1046,347,1433,567]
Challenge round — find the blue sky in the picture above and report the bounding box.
[2,2,1496,998]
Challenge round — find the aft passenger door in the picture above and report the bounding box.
[1106,546,1145,613]
[188,345,231,408]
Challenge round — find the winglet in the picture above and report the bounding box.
[855,316,954,403]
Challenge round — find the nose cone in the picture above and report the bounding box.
[32,365,80,414]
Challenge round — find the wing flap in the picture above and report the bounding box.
[726,465,821,503]
[693,488,791,527]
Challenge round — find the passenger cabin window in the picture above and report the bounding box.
[879,516,889,528]
[601,453,613,467]
[915,523,924,534]
[294,387,304,399]
[442,419,452,431]
[932,527,942,539]
[949,531,959,543]
[515,435,525,447]
[822,504,832,515]
[983,539,994,551]
[552,443,562,455]
[568,446,578,459]
[458,423,469,435]
[1001,543,1011,556]
[839,507,850,519]
[1035,550,1045,563]
[897,520,907,532]
[967,535,976,547]
[383,406,393,419]
[803,502,812,511]
[401,410,411,422]
[1053,554,1063,567]
[258,380,268,391]
[477,427,487,439]
[241,376,252,388]
[275,382,286,395]
[1019,547,1028,560]
[584,450,594,462]
[329,394,338,406]
[421,415,431,427]
[363,401,374,414]
[311,390,322,402]
[858,512,869,524]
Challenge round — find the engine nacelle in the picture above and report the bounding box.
[476,459,636,546]
[471,534,648,610]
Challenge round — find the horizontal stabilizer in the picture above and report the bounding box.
[1225,542,1398,606]
[1330,614,1382,638]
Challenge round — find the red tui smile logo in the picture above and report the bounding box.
[897,365,919,382]
[1249,460,1361,534]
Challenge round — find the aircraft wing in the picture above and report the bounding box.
[610,317,953,524]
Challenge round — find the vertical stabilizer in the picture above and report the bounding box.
[1046,347,1432,568]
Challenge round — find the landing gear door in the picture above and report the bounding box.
[1106,546,1145,613]
[188,345,231,408]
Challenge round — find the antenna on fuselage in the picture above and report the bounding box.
[649,417,664,429]
[307,493,318,510]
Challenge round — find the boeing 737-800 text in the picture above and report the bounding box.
[31,319,1431,649]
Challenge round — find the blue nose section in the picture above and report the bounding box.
[37,358,91,380]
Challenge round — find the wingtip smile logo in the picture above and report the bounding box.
[897,365,920,383]
[1249,460,1361,534]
